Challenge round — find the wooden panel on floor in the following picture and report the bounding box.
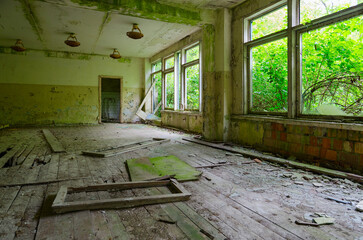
[42,129,66,153]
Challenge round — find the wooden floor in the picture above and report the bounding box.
[0,124,362,240]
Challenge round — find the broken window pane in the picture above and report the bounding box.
[301,16,363,116]
[165,57,174,69]
[251,38,288,112]
[251,6,287,40]
[300,0,360,24]
[185,64,200,110]
[165,72,175,109]
[152,61,161,72]
[185,45,199,63]
[152,72,162,117]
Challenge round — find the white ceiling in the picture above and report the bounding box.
[0,0,247,58]
[0,0,205,58]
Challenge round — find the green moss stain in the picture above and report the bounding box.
[19,0,44,44]
[202,24,215,72]
[117,57,131,63]
[70,0,201,25]
[127,155,201,181]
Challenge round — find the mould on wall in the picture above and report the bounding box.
[70,0,201,25]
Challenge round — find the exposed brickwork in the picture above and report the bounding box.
[240,121,363,174]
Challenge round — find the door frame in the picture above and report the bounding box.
[98,75,123,124]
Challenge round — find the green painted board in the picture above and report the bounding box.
[126,155,201,182]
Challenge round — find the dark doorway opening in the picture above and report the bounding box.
[100,78,121,123]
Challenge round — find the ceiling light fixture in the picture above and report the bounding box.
[110,49,121,59]
[11,39,26,52]
[127,24,144,39]
[64,33,80,47]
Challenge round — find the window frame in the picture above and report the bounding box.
[243,0,363,120]
[181,42,201,112]
[163,53,176,110]
[151,60,162,114]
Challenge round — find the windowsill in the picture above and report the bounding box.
[231,114,363,131]
[161,110,202,116]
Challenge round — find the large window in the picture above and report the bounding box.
[245,0,362,118]
[182,44,200,111]
[151,61,162,117]
[154,43,201,112]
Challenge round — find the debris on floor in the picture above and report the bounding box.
[356,200,363,212]
[52,179,191,213]
[82,138,170,157]
[126,155,201,181]
[325,196,352,205]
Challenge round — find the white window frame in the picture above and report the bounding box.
[181,42,201,112]
[151,60,162,114]
[243,0,363,120]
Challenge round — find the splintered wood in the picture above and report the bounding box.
[82,138,170,158]
[52,179,191,213]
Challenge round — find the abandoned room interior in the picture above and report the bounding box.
[0,0,362,239]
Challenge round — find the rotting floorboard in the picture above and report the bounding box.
[0,124,361,240]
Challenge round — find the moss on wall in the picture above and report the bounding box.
[70,0,201,25]
[161,111,203,134]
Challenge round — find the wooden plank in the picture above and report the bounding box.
[68,180,171,193]
[0,177,88,187]
[15,143,35,165]
[82,139,170,158]
[0,144,21,168]
[182,138,363,183]
[52,180,191,213]
[42,129,66,153]
[136,79,158,120]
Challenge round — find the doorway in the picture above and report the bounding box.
[99,76,122,123]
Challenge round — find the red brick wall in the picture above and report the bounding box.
[230,120,363,174]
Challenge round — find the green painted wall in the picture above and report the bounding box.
[0,50,144,126]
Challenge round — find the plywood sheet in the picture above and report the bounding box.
[126,155,201,182]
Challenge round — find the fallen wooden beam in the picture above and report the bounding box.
[182,138,363,183]
[82,138,170,158]
[42,129,66,153]
[0,177,89,188]
[194,163,237,168]
[52,179,191,213]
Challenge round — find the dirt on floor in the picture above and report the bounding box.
[0,123,362,240]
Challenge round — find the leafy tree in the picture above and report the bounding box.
[251,1,362,116]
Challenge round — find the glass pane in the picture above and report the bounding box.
[251,6,287,40]
[152,61,161,72]
[251,38,288,112]
[185,64,200,110]
[165,57,174,69]
[301,16,363,116]
[186,45,199,62]
[165,72,175,109]
[152,72,162,117]
[300,0,360,24]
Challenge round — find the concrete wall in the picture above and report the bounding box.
[150,30,204,134]
[161,111,203,133]
[229,0,363,174]
[0,49,144,126]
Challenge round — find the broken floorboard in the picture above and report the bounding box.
[82,138,170,158]
[42,129,66,153]
[183,138,363,183]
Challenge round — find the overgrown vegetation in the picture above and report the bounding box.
[251,0,362,116]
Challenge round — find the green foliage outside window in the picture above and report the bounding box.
[251,1,362,116]
[186,64,200,110]
[152,72,162,117]
[251,6,287,40]
[252,38,288,112]
[165,72,175,109]
[186,45,199,62]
